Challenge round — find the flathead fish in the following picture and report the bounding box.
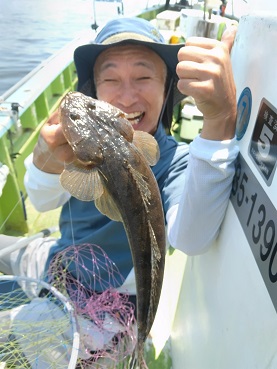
[58,91,166,368]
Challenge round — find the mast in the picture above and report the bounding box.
[91,0,98,31]
[165,0,170,9]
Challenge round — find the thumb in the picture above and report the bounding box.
[47,109,60,126]
[220,23,238,53]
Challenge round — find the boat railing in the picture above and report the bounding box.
[0,30,94,234]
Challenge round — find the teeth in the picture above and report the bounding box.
[125,112,144,125]
[126,112,141,119]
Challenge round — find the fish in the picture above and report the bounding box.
[58,91,166,368]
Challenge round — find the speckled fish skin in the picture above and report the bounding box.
[59,91,166,367]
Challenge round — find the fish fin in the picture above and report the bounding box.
[60,162,103,201]
[148,220,162,273]
[133,131,160,166]
[148,220,162,326]
[128,165,151,210]
[95,187,122,222]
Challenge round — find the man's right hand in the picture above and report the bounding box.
[33,110,75,173]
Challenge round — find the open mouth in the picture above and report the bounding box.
[125,111,145,126]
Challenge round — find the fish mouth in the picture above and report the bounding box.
[125,112,145,126]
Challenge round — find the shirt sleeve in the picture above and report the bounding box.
[24,154,70,212]
[167,135,239,255]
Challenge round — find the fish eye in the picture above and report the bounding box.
[70,113,80,121]
[87,103,96,111]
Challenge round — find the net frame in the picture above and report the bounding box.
[0,274,80,369]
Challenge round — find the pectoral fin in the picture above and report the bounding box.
[60,162,103,201]
[133,131,160,166]
[95,187,122,222]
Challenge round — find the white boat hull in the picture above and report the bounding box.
[164,1,277,367]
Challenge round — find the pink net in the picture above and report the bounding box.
[47,243,137,368]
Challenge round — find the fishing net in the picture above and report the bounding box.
[0,244,137,369]
[48,243,137,368]
[0,275,79,369]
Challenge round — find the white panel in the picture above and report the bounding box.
[170,4,277,369]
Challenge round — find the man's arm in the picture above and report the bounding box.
[169,26,238,254]
[167,136,239,254]
[24,154,70,212]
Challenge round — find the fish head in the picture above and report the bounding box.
[59,91,105,166]
[84,95,135,143]
[59,92,134,165]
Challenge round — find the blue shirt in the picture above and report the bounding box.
[46,123,189,291]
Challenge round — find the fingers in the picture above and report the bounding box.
[33,110,75,173]
[183,23,238,53]
[178,22,238,65]
[176,30,237,140]
[47,110,60,125]
[176,29,236,94]
[53,142,75,164]
[220,24,238,53]
[184,36,219,49]
[41,119,67,149]
[39,110,75,163]
[39,109,67,150]
[176,40,225,96]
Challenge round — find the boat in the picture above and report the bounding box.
[1,0,277,368]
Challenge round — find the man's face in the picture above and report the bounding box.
[94,44,167,135]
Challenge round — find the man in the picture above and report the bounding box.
[0,17,238,292]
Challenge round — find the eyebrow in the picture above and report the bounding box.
[99,60,155,73]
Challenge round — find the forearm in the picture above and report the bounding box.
[24,154,70,212]
[200,107,236,141]
[167,135,239,255]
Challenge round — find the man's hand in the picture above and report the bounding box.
[33,110,74,173]
[176,25,237,141]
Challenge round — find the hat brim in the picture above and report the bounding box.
[74,39,185,107]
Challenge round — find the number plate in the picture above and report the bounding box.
[231,153,277,312]
[249,98,277,185]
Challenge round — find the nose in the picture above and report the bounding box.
[116,80,138,109]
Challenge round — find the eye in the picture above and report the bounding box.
[87,102,96,111]
[70,113,80,121]
[104,79,117,82]
[137,76,151,80]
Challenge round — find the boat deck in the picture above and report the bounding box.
[24,197,61,238]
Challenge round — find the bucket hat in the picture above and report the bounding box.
[74,17,185,129]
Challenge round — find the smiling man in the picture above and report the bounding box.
[93,45,167,134]
[1,17,238,307]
